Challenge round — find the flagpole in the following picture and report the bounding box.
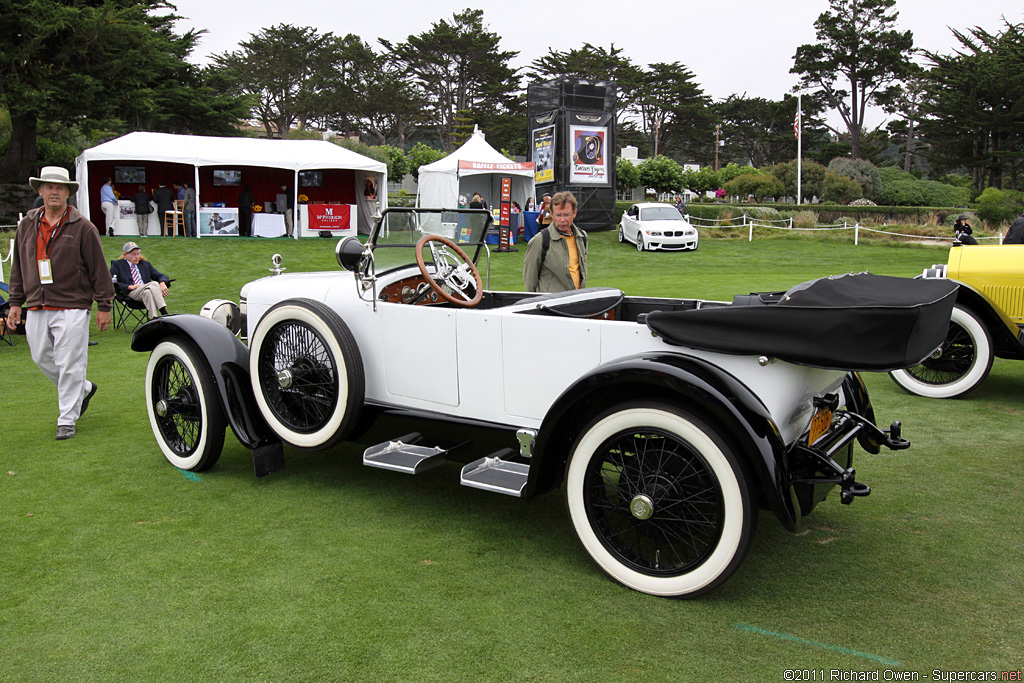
[796,90,803,206]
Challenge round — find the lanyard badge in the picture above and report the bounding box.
[38,258,54,284]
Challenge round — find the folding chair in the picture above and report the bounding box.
[0,282,13,346]
[110,262,150,333]
[112,287,150,333]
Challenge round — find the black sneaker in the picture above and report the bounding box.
[80,382,98,418]
[56,425,76,440]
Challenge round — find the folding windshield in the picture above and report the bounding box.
[640,206,684,221]
[368,208,492,274]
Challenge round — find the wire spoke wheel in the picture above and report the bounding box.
[905,320,976,385]
[145,338,225,471]
[584,429,723,575]
[565,404,754,598]
[889,305,993,399]
[257,319,339,433]
[249,299,364,450]
[152,355,202,454]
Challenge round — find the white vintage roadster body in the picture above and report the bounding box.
[132,208,956,597]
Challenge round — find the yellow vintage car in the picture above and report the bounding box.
[889,244,1024,398]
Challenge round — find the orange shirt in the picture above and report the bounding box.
[32,208,69,310]
[564,231,581,289]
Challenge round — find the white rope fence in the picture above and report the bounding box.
[684,213,1004,245]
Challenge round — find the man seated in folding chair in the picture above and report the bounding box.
[110,242,172,329]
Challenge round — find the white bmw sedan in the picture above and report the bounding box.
[619,202,699,251]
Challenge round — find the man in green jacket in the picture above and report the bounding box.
[6,166,114,440]
[522,191,588,293]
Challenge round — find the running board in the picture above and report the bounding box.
[363,432,449,474]
[460,449,529,497]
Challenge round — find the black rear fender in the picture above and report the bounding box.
[132,315,279,453]
[525,353,801,530]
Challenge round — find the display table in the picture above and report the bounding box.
[298,204,357,237]
[110,199,160,237]
[252,213,286,238]
[522,211,541,242]
[199,207,239,236]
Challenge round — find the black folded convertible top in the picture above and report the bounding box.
[645,273,959,370]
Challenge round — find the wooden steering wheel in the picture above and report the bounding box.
[414,234,483,307]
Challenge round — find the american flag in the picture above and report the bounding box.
[793,111,801,140]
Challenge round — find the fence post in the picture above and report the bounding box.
[749,217,753,242]
[854,221,859,246]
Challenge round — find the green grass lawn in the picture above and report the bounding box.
[1,231,1021,681]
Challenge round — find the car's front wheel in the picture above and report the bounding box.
[636,233,645,252]
[145,338,225,471]
[250,299,364,449]
[564,403,756,598]
[888,304,993,399]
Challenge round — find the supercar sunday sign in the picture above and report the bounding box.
[532,125,555,184]
[569,125,609,185]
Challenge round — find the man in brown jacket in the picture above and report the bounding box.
[6,166,114,440]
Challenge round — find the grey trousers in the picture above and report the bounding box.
[26,308,91,426]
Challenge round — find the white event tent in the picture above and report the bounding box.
[75,132,387,236]
[416,128,535,210]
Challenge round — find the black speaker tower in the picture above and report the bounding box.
[527,78,617,232]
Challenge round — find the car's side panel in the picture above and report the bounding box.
[248,272,849,449]
[948,244,1024,323]
[381,304,459,405]
[951,283,1024,360]
[500,314,602,420]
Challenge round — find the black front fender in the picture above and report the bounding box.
[132,315,281,465]
[525,352,801,530]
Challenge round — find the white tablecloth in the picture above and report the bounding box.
[253,213,286,238]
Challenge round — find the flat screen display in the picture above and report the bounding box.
[212,169,242,187]
[114,166,146,184]
[299,170,322,187]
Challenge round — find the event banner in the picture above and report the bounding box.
[568,123,609,186]
[307,204,352,231]
[456,160,535,173]
[532,125,555,184]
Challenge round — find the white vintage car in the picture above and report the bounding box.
[619,202,699,251]
[132,208,956,598]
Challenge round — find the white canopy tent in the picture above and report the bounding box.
[416,128,535,211]
[74,132,387,235]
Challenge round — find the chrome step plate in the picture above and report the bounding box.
[363,433,448,474]
[460,451,529,497]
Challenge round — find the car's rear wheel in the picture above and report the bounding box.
[617,225,625,243]
[250,299,364,449]
[564,403,756,598]
[888,304,993,399]
[146,338,225,471]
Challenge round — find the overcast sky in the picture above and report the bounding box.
[171,0,1020,129]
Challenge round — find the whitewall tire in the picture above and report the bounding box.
[249,299,364,449]
[889,305,993,399]
[146,338,226,471]
[564,403,756,598]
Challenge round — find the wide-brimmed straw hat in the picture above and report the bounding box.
[29,166,79,192]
